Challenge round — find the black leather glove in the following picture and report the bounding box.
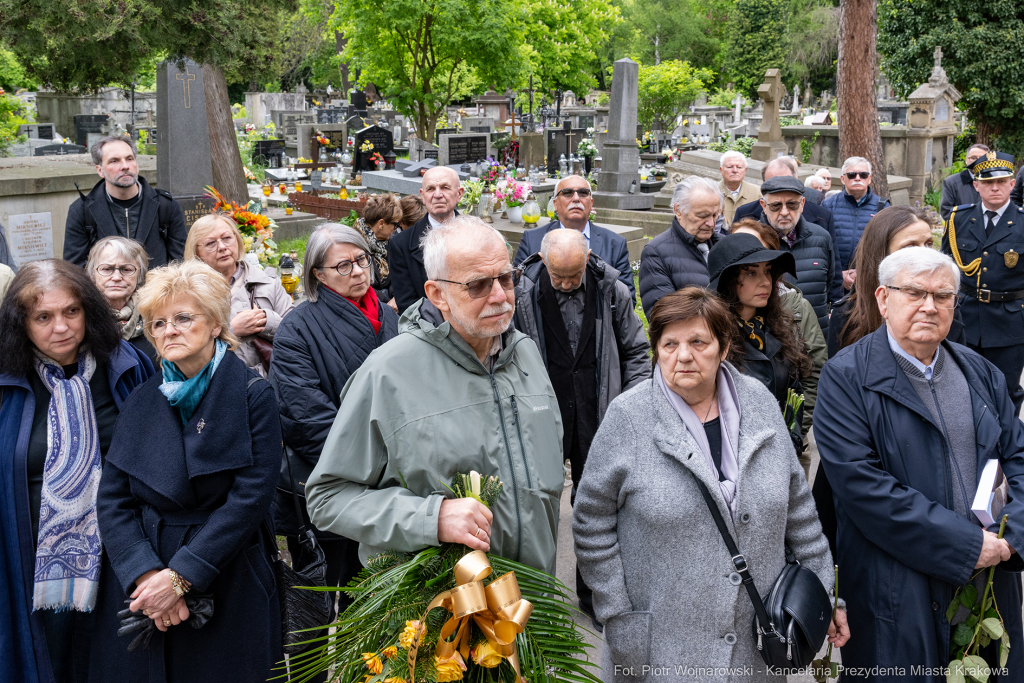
[117,593,215,650]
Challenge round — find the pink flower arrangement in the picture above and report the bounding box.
[495,180,531,208]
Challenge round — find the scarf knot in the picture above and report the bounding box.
[159,339,228,424]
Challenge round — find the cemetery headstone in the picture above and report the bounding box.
[546,121,586,174]
[34,143,87,156]
[156,58,215,224]
[750,69,788,162]
[791,83,801,113]
[350,90,368,114]
[434,127,458,144]
[18,123,55,140]
[7,212,53,266]
[519,132,545,172]
[74,114,108,148]
[439,133,489,166]
[593,58,654,210]
[297,122,347,159]
[253,139,286,165]
[424,150,439,160]
[353,125,394,171]
[461,116,495,134]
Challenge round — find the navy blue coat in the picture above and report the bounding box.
[512,220,634,300]
[0,342,152,683]
[942,201,1024,348]
[387,213,431,315]
[733,199,844,302]
[822,188,891,271]
[90,352,282,683]
[637,218,720,317]
[815,327,1024,679]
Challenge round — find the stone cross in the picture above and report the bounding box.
[751,68,788,161]
[563,120,577,154]
[175,66,196,109]
[934,46,943,68]
[733,94,743,123]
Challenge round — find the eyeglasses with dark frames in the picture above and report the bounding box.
[556,188,592,198]
[435,269,522,299]
[763,200,803,212]
[886,285,959,308]
[148,312,206,337]
[321,253,372,276]
[95,263,138,277]
[845,171,871,180]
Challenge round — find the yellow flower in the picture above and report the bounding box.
[382,646,398,660]
[362,652,383,675]
[434,653,466,682]
[384,678,406,683]
[471,641,503,668]
[398,621,421,649]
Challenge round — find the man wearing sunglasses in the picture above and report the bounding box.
[943,150,1024,413]
[306,216,564,576]
[822,156,891,289]
[513,175,634,300]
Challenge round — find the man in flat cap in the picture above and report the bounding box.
[943,150,1024,413]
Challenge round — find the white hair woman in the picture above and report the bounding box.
[87,236,156,362]
[184,212,293,376]
[90,259,282,683]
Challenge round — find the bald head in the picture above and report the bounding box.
[762,157,798,181]
[420,166,464,222]
[541,228,590,292]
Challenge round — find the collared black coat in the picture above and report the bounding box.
[637,217,720,317]
[512,220,635,299]
[941,201,1024,347]
[63,176,187,269]
[815,327,1024,679]
[941,170,981,220]
[90,352,282,683]
[387,213,431,315]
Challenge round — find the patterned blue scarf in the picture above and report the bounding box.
[32,350,103,612]
[159,339,227,424]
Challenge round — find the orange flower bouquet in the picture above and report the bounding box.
[205,186,280,266]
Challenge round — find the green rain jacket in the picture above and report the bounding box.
[305,299,564,574]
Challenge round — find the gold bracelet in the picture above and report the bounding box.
[168,569,192,597]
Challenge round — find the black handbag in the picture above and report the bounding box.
[271,443,332,656]
[693,477,832,670]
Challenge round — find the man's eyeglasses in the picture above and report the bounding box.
[321,253,372,276]
[845,171,871,180]
[95,263,138,277]
[149,312,205,337]
[436,269,522,299]
[887,285,959,308]
[764,200,803,212]
[556,188,592,198]
[201,236,235,253]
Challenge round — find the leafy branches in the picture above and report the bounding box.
[636,60,712,131]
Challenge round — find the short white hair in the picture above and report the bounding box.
[878,246,959,291]
[554,174,592,194]
[841,156,872,175]
[540,228,588,264]
[422,215,507,281]
[671,176,723,214]
[815,168,831,179]
[804,175,825,190]
[720,150,746,168]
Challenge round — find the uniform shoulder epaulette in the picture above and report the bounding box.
[954,203,976,211]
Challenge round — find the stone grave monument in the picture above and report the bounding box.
[519,133,545,172]
[156,58,215,226]
[546,121,586,174]
[750,69,788,162]
[439,132,489,167]
[904,46,961,204]
[593,58,654,210]
[297,122,347,159]
[74,114,108,149]
[353,125,394,171]
[34,143,87,156]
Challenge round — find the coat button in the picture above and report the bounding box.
[740,512,751,523]
[932,601,940,611]
[574,369,578,374]
[729,572,742,585]
[724,632,738,645]
[984,251,989,256]
[983,267,988,272]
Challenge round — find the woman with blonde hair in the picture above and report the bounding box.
[184,212,293,375]
[89,259,282,682]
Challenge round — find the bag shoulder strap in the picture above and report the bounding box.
[692,476,779,638]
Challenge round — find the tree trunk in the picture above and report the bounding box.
[335,31,351,93]
[975,119,1000,149]
[837,0,888,199]
[203,64,247,205]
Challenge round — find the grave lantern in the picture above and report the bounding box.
[384,150,397,170]
[460,161,472,175]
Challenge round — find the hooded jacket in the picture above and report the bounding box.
[514,252,649,422]
[305,299,564,574]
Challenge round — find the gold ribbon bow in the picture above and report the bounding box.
[409,551,533,683]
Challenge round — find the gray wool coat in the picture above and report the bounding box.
[573,363,834,683]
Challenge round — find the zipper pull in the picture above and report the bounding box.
[757,630,762,651]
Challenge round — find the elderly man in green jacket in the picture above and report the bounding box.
[306,215,564,574]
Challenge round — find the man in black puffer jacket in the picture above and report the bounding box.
[638,176,722,317]
[758,176,837,337]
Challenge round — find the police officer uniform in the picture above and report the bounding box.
[942,150,1024,412]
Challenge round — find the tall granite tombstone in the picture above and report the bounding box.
[546,121,586,174]
[439,133,489,166]
[350,90,368,115]
[353,125,394,171]
[750,69,788,162]
[74,114,109,149]
[593,58,654,210]
[156,59,215,226]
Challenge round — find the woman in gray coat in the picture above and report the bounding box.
[573,287,849,682]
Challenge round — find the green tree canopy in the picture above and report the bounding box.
[878,0,1024,155]
[637,59,713,130]
[722,0,790,98]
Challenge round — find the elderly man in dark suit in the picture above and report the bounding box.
[387,166,463,313]
[733,156,844,302]
[941,144,988,220]
[513,175,634,299]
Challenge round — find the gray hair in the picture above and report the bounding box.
[762,156,798,180]
[554,175,592,194]
[422,215,506,281]
[303,223,370,302]
[878,246,959,291]
[841,156,872,175]
[804,175,825,190]
[671,176,724,214]
[719,150,746,168]
[540,228,588,264]
[91,134,137,166]
[86,236,149,287]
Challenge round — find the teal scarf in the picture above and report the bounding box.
[159,339,228,424]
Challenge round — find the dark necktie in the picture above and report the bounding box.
[987,210,998,231]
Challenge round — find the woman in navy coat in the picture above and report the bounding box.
[0,260,153,683]
[89,260,282,683]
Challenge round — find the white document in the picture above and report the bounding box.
[972,459,1009,528]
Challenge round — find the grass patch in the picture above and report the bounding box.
[276,236,310,263]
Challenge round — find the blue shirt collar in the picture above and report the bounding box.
[886,326,936,380]
[558,221,591,246]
